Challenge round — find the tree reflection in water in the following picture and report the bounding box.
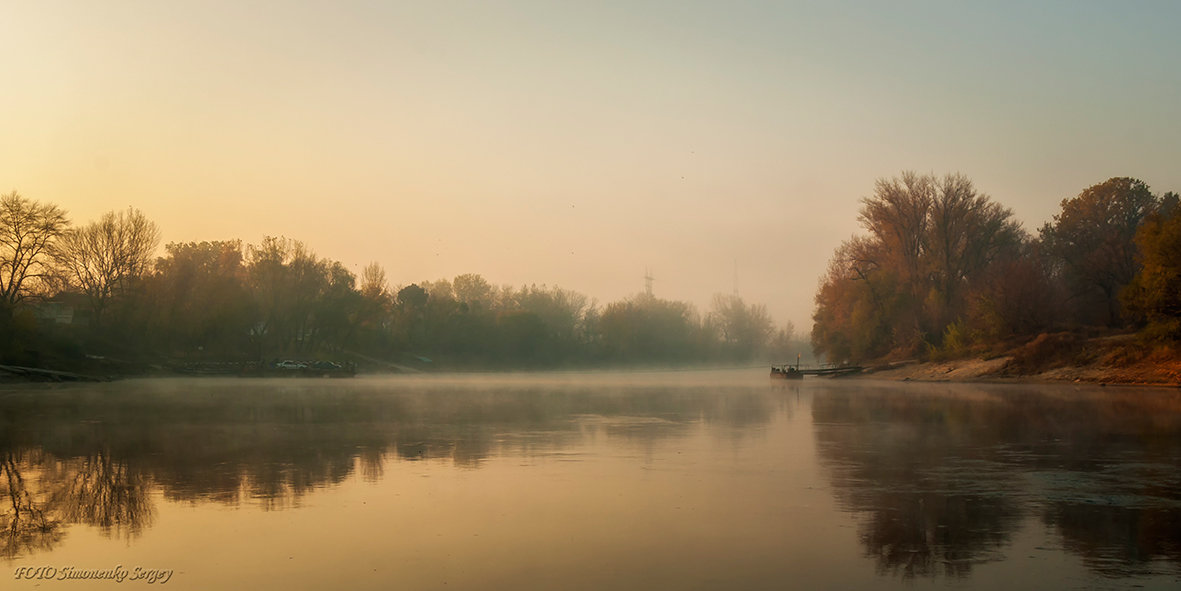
[50,450,153,537]
[812,383,1181,580]
[813,389,1023,578]
[2,451,63,559]
[0,377,774,559]
[5,377,1178,581]
[1046,504,1181,577]
[2,449,151,559]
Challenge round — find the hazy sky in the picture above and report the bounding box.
[3,1,1179,330]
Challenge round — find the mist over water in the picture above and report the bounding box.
[2,373,1179,590]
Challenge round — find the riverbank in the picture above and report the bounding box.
[0,364,109,382]
[861,332,1181,386]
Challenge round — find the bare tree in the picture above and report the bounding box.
[0,192,69,307]
[360,262,388,301]
[860,172,935,286]
[926,174,1024,329]
[58,208,160,325]
[709,293,774,359]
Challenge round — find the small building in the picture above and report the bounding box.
[31,293,89,327]
[35,301,75,325]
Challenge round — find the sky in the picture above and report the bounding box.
[2,0,1180,331]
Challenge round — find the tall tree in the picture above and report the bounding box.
[925,174,1024,330]
[359,262,389,301]
[0,192,69,307]
[709,293,774,360]
[58,207,160,326]
[391,283,430,352]
[354,262,392,352]
[963,240,1060,339]
[1121,202,1181,339]
[811,237,899,363]
[245,236,331,355]
[1040,177,1162,327]
[597,294,703,363]
[860,172,934,289]
[312,261,360,349]
[506,284,590,349]
[148,241,253,355]
[452,273,494,311]
[813,172,1025,362]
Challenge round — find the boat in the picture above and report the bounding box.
[770,364,803,380]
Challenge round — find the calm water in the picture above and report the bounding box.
[2,371,1179,590]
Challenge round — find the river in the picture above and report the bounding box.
[2,371,1179,590]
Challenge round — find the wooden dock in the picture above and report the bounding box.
[798,365,864,377]
[772,363,864,377]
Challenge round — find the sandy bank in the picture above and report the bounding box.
[859,335,1181,387]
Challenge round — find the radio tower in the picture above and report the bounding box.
[644,268,655,297]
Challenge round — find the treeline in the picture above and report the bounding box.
[812,173,1181,364]
[0,192,800,370]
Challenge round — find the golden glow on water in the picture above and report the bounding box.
[3,374,1180,589]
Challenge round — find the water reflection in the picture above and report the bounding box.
[1,449,152,559]
[1,451,63,558]
[0,376,775,559]
[812,382,1181,580]
[4,376,1179,586]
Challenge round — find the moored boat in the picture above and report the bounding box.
[770,365,803,379]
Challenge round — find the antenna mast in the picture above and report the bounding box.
[644,268,655,297]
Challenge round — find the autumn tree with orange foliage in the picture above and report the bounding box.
[812,172,1026,364]
[1122,193,1181,339]
[1039,178,1165,327]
